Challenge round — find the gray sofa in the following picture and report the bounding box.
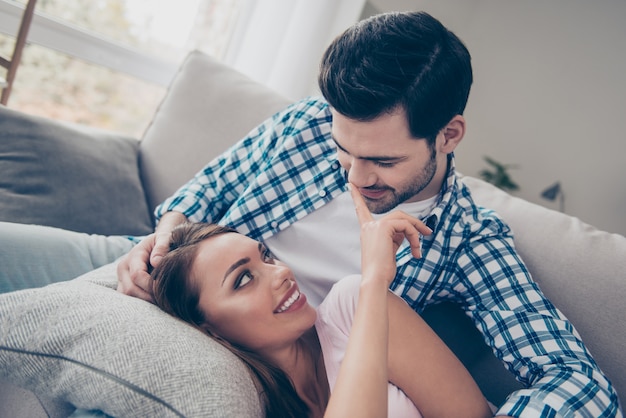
[0,51,624,417]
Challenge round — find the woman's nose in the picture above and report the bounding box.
[270,264,293,289]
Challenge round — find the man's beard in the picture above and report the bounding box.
[365,147,438,214]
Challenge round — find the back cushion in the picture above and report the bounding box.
[0,106,153,236]
[139,50,291,212]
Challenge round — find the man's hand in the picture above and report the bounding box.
[116,234,159,301]
[116,211,187,302]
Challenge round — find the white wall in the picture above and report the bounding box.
[364,0,626,236]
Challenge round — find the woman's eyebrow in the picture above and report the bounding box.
[222,257,250,285]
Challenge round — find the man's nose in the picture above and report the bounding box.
[347,159,376,188]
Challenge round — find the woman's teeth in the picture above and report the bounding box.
[276,290,300,313]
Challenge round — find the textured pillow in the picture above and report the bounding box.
[0,263,262,417]
[0,106,153,236]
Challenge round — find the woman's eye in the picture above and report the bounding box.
[235,272,253,289]
[262,248,276,263]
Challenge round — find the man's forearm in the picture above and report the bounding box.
[496,377,621,417]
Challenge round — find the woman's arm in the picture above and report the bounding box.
[387,293,492,418]
[324,186,429,418]
[326,185,490,417]
[323,270,390,418]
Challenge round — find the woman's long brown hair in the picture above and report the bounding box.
[151,222,310,417]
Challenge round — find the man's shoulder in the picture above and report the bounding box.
[449,178,513,238]
[268,97,334,150]
[430,161,512,239]
[281,96,332,125]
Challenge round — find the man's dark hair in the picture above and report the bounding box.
[318,11,473,144]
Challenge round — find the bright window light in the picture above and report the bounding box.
[1,0,244,136]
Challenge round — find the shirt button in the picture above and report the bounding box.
[318,189,327,198]
[270,221,278,228]
[331,162,340,170]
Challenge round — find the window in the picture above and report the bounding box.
[0,0,244,137]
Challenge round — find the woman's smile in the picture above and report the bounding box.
[275,287,307,314]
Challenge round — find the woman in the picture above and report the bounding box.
[151,187,492,418]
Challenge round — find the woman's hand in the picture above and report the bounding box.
[349,184,432,285]
[325,186,433,418]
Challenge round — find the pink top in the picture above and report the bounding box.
[315,275,422,418]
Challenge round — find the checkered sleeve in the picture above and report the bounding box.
[457,232,621,417]
[154,102,301,224]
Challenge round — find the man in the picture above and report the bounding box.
[116,11,620,416]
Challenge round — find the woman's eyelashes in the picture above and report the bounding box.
[234,271,253,289]
[233,246,276,289]
[261,246,276,263]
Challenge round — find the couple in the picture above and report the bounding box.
[5,10,619,417]
[116,10,619,417]
[150,186,492,417]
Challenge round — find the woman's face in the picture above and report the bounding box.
[191,232,317,356]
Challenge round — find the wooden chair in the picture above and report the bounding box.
[0,0,38,105]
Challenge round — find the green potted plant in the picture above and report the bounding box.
[478,156,519,192]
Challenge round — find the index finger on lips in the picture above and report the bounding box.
[349,183,374,224]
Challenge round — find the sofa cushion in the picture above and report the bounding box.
[139,50,291,211]
[0,106,153,236]
[0,262,262,418]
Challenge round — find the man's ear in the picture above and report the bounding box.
[439,115,466,153]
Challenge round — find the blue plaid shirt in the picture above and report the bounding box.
[157,97,621,417]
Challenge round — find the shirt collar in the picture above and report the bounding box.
[422,153,458,232]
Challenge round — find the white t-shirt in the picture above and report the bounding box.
[315,275,422,418]
[265,191,438,306]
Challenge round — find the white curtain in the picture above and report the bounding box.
[225,0,366,100]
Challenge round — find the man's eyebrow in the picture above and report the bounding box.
[332,136,349,154]
[222,257,250,285]
[331,136,406,162]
